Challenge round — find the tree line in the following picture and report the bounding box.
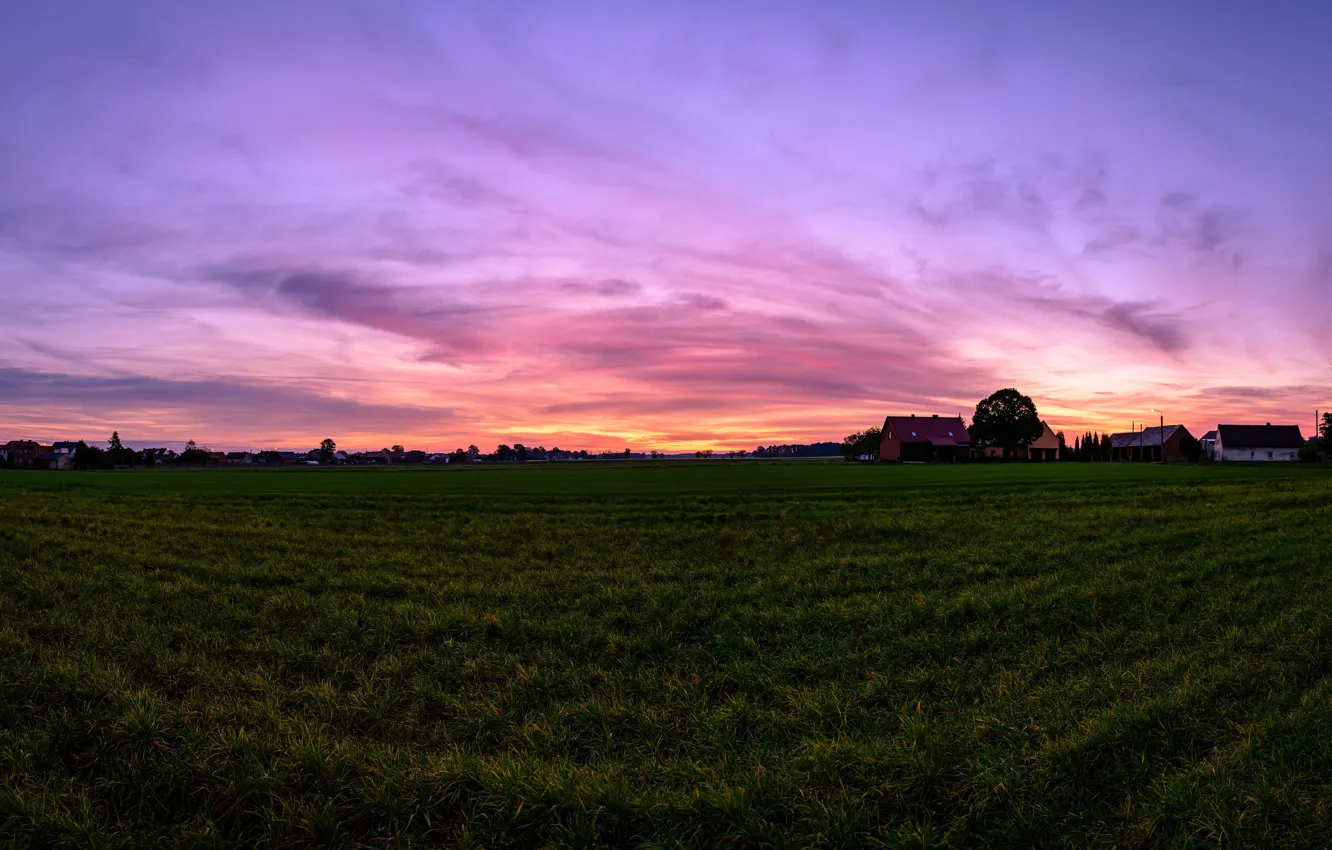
[31,409,1332,470]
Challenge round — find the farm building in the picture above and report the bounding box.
[1108,425,1194,462]
[1214,424,1304,462]
[879,415,970,462]
[1199,430,1218,460]
[979,420,1061,460]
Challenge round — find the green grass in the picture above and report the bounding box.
[2,462,1331,847]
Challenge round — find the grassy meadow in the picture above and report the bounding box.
[2,461,1332,847]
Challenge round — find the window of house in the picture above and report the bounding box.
[1268,452,1273,459]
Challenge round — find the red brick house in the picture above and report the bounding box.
[2,440,45,468]
[879,415,970,462]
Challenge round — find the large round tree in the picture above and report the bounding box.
[970,388,1043,459]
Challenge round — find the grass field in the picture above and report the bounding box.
[2,461,1332,847]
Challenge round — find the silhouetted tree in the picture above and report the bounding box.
[320,438,336,464]
[840,427,882,461]
[1178,433,1201,463]
[970,389,1042,459]
[74,441,107,470]
[179,440,210,466]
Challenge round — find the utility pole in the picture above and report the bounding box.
[1151,409,1164,462]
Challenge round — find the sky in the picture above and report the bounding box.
[2,0,1330,451]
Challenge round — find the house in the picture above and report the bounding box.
[208,451,228,467]
[1109,425,1194,462]
[2,440,43,468]
[226,452,253,465]
[47,442,77,470]
[879,414,970,462]
[1215,424,1304,462]
[1027,421,1061,460]
[1199,430,1218,461]
[361,450,391,464]
[36,448,74,470]
[980,420,1061,460]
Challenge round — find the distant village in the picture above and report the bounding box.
[871,416,1317,463]
[0,439,637,470]
[2,388,1327,470]
[0,436,825,470]
[836,389,1324,465]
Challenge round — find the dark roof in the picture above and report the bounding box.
[1109,425,1185,448]
[1217,424,1304,449]
[883,415,970,446]
[1200,430,1217,441]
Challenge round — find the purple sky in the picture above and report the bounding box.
[2,1,1330,450]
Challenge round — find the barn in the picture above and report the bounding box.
[1108,425,1194,462]
[1215,424,1304,462]
[879,415,970,462]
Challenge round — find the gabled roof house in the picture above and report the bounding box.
[1215,424,1304,462]
[879,415,970,462]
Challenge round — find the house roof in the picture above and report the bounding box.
[883,415,970,446]
[1200,430,1217,441]
[1109,425,1185,448]
[1217,424,1304,449]
[1030,421,1060,449]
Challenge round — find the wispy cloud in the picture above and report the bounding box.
[0,367,452,445]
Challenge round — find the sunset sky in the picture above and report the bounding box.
[2,1,1330,451]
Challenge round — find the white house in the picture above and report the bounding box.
[1215,424,1304,462]
[1199,430,1217,460]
